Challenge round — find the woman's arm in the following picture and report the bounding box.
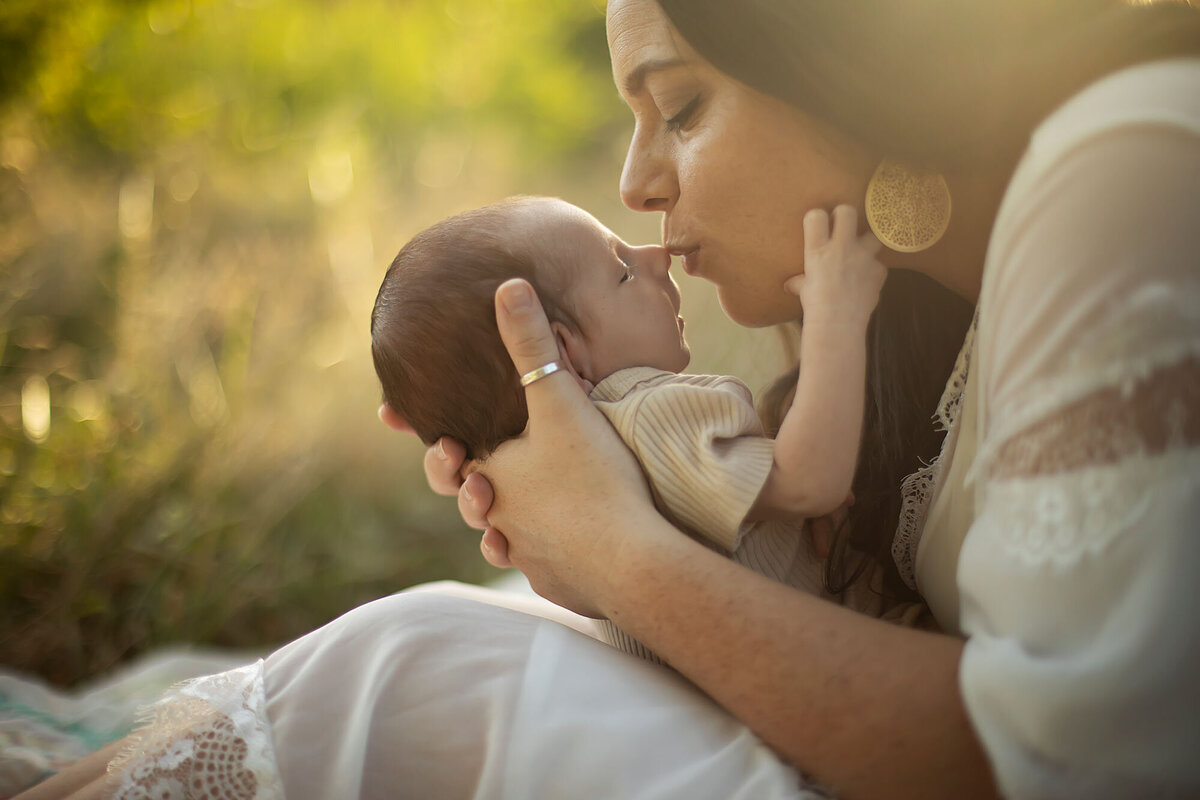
[604,522,996,800]
[14,739,124,799]
[472,278,998,799]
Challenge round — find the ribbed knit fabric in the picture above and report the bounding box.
[588,367,892,665]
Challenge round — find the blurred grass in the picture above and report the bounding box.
[0,0,783,687]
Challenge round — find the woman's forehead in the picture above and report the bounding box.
[607,0,687,89]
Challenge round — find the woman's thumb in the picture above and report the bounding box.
[495,279,577,415]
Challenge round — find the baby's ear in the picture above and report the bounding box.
[378,403,416,434]
[550,321,594,394]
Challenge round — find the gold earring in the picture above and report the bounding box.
[864,159,952,253]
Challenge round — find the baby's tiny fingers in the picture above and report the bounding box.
[857,231,883,256]
[831,205,859,242]
[803,208,830,251]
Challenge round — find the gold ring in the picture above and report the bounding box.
[519,361,562,387]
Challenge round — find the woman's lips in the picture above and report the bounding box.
[668,245,700,275]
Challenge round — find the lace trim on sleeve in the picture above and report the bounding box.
[891,311,977,590]
[106,661,283,800]
[976,356,1199,567]
[975,281,1200,480]
[986,356,1199,479]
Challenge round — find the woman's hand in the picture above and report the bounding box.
[378,404,499,537]
[470,278,659,617]
[392,276,657,615]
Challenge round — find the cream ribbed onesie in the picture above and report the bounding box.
[588,366,899,664]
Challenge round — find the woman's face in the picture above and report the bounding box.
[607,0,876,327]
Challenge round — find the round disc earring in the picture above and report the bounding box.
[865,159,952,253]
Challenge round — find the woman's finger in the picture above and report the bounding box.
[480,528,514,568]
[378,403,416,435]
[424,437,468,496]
[458,471,494,530]
[494,278,588,419]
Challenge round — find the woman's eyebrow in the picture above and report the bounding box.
[623,57,686,94]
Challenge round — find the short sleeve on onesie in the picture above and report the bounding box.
[591,367,776,552]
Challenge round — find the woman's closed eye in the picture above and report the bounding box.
[619,263,635,283]
[664,94,702,133]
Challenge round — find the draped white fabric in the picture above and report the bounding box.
[109,583,817,799]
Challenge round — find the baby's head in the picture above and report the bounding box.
[371,196,689,458]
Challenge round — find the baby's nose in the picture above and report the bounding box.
[633,244,671,275]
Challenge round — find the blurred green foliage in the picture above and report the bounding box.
[0,0,630,687]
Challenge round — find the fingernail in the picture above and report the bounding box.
[436,440,446,460]
[499,280,532,313]
[462,484,473,503]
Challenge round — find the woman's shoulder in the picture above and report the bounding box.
[984,57,1200,306]
[1026,57,1200,173]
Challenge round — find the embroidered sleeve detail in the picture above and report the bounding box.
[986,356,1199,479]
[107,661,283,800]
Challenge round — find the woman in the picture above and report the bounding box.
[19,1,1200,798]
[436,0,1200,796]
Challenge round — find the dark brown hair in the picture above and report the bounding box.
[658,0,1200,602]
[759,271,974,600]
[370,198,580,460]
[657,0,1200,170]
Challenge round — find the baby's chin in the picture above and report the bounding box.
[666,347,691,374]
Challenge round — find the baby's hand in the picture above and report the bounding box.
[785,205,886,328]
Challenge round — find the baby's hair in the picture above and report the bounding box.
[371,197,581,459]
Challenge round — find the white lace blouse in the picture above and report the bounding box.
[894,59,1200,798]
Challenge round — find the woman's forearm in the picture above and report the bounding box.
[14,739,123,799]
[601,513,998,800]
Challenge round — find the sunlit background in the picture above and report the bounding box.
[0,0,783,686]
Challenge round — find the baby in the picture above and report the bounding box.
[371,196,912,664]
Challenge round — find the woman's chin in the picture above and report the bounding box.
[717,289,802,328]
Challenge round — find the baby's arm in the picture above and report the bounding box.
[751,206,886,520]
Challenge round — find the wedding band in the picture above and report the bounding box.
[519,361,562,387]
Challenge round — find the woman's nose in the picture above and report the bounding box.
[620,128,676,213]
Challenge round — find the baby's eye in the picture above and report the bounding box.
[616,252,635,283]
